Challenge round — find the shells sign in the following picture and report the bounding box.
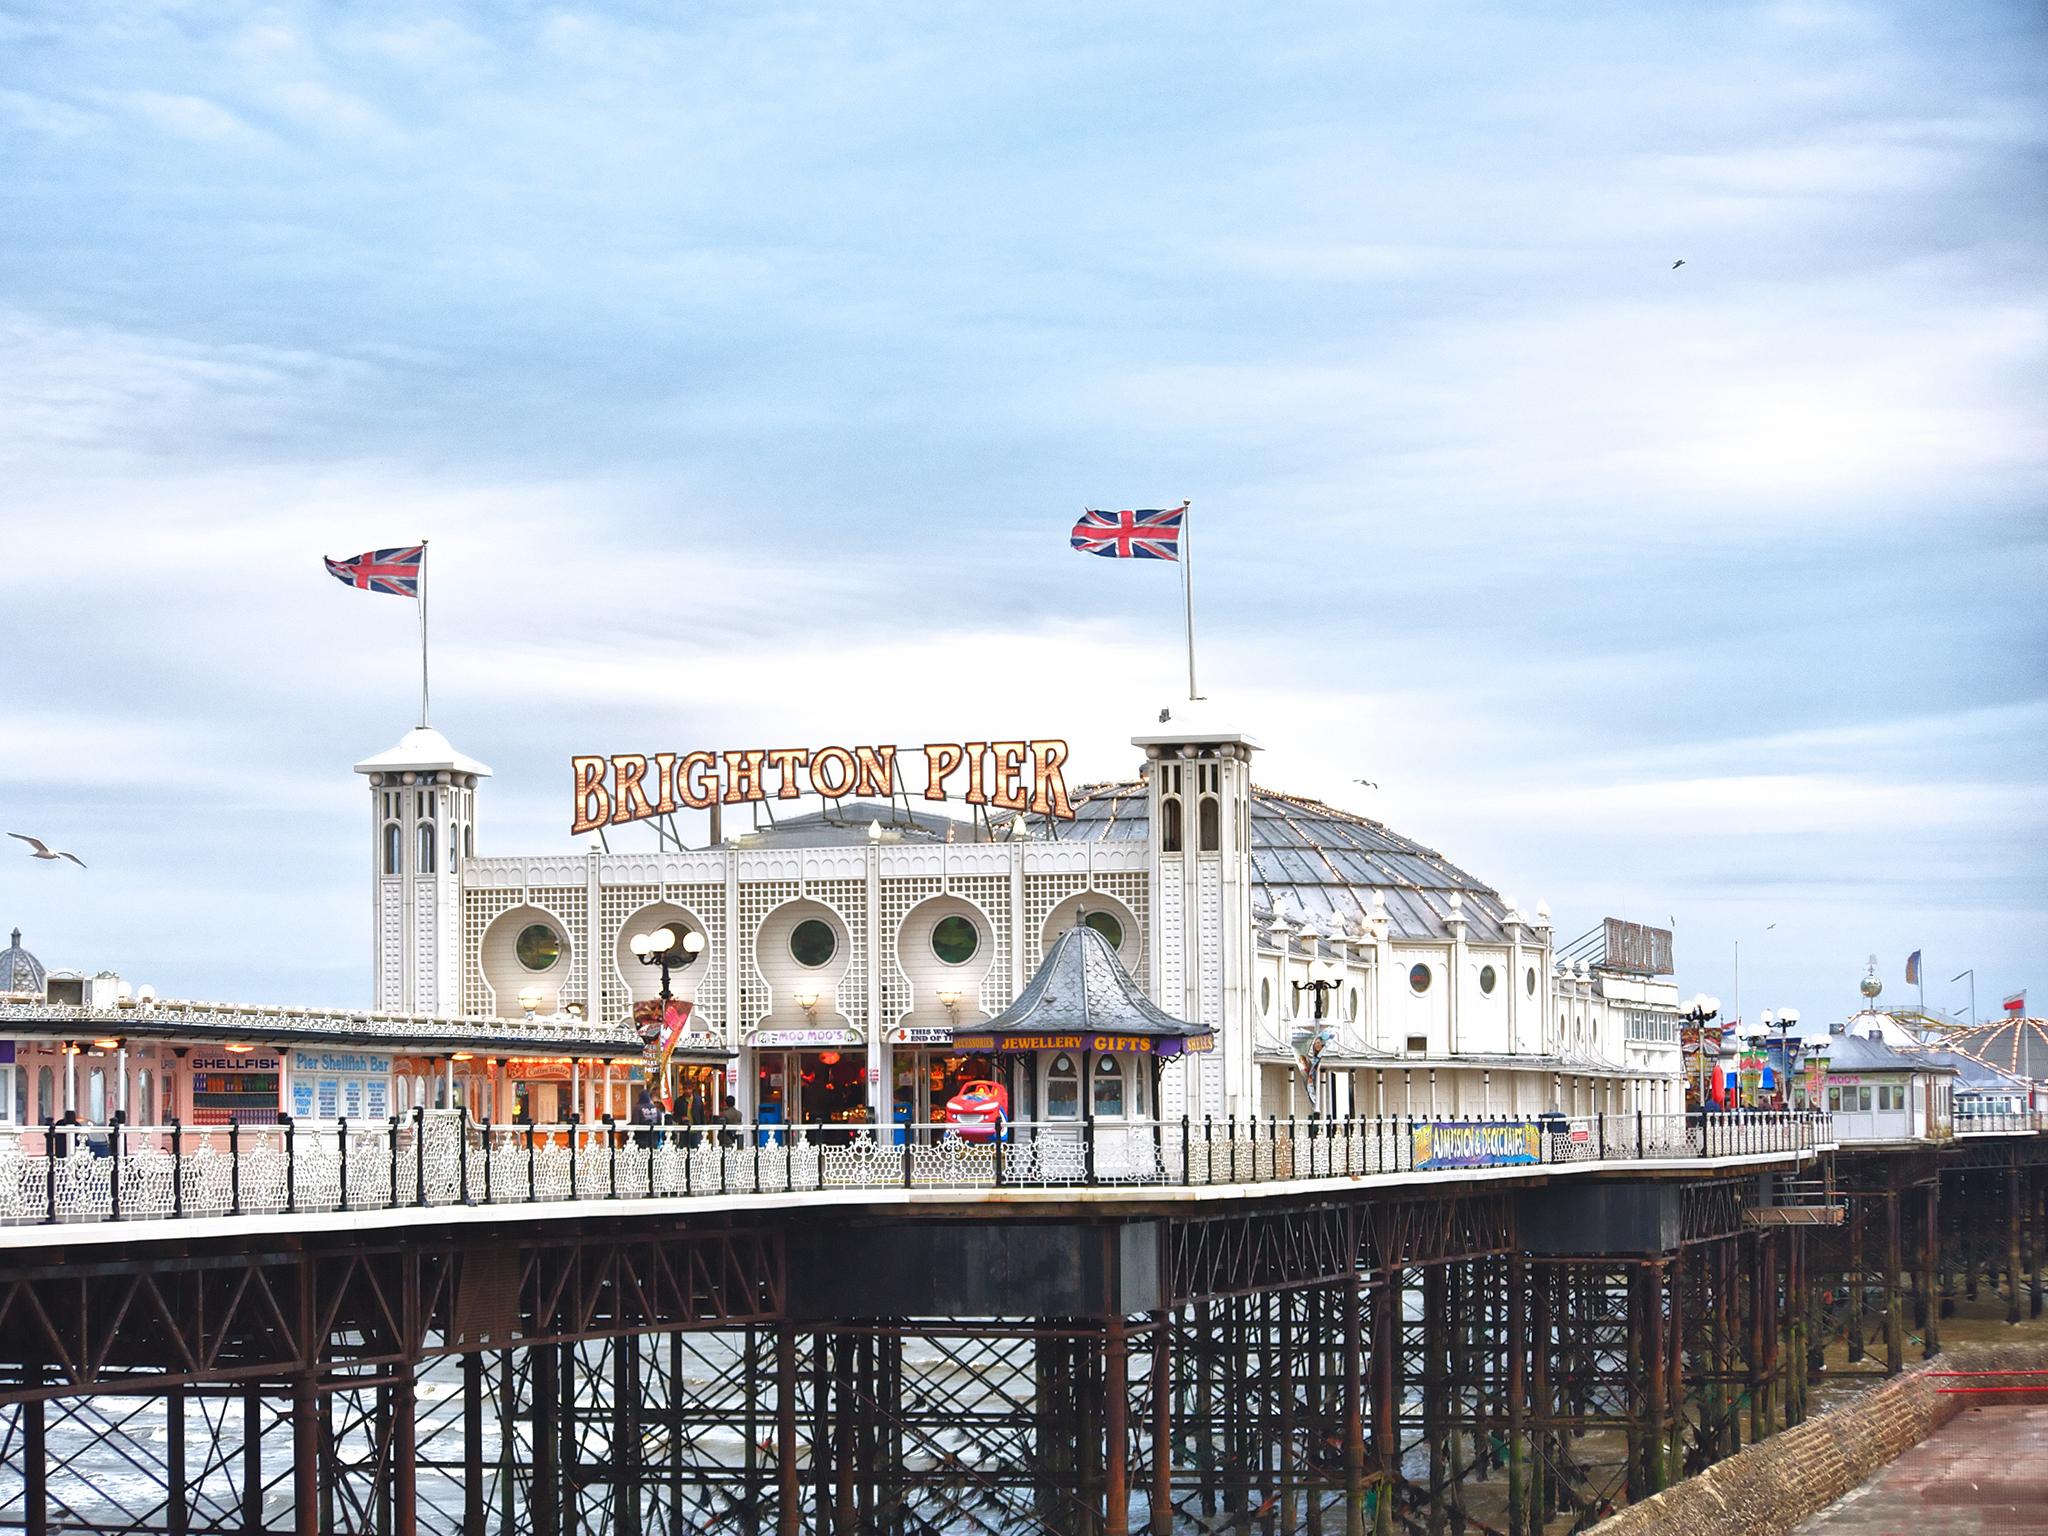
[571,741,1074,835]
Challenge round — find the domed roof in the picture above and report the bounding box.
[1059,783,1514,942]
[353,726,492,778]
[0,927,46,996]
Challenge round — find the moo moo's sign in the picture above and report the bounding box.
[572,741,1074,836]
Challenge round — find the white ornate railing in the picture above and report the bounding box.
[0,1109,1838,1226]
[1953,1109,2048,1136]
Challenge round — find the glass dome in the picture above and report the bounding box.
[0,927,46,996]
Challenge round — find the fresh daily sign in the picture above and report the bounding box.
[572,741,1074,835]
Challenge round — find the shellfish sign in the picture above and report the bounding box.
[571,741,1074,835]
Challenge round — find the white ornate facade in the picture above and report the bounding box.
[362,721,1684,1124]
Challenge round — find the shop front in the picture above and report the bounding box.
[886,1025,998,1137]
[750,1027,869,1142]
[950,919,1213,1173]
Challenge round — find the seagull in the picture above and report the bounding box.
[1671,259,1686,269]
[1353,778,1379,789]
[8,833,84,868]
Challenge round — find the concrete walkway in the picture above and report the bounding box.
[1792,1403,2048,1535]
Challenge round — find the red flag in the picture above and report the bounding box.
[2004,992,2027,1016]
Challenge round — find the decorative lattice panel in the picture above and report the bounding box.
[598,881,725,1030]
[462,886,586,1018]
[1155,863,1184,1012]
[808,879,868,1032]
[676,882,725,1032]
[1196,861,1221,1029]
[597,884,651,1027]
[737,880,799,1029]
[1022,874,1085,973]
[412,882,439,1013]
[379,881,405,1012]
[879,876,943,1027]
[950,874,1014,1016]
[1094,868,1150,987]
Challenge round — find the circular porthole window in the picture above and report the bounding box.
[1260,978,1273,1016]
[1083,910,1124,949]
[1479,964,1498,996]
[1409,963,1432,994]
[789,918,838,968]
[931,914,979,965]
[1526,966,1538,996]
[515,924,562,972]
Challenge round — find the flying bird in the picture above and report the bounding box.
[1671,259,1686,269]
[8,833,84,868]
[1353,778,1379,790]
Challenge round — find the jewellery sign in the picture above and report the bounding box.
[571,741,1075,834]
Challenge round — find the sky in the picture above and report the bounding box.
[1,1,2042,1026]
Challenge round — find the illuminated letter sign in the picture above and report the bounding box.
[573,741,1073,833]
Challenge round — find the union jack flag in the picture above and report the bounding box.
[1071,506,1184,560]
[324,544,424,597]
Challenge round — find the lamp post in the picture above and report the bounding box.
[1681,994,1721,1108]
[628,925,705,1039]
[1778,1007,1800,1106]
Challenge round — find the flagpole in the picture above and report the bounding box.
[1180,500,1198,701]
[418,540,430,729]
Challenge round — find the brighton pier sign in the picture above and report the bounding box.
[572,741,1075,835]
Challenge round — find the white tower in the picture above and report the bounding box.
[355,727,491,1014]
[1134,720,1259,1121]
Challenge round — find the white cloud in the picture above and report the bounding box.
[0,87,104,139]
[121,90,271,147]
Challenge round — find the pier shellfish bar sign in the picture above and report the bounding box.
[572,741,1075,835]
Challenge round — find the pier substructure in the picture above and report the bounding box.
[10,1144,2040,1535]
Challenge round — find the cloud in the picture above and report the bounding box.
[120,90,271,148]
[0,87,104,139]
[262,80,402,144]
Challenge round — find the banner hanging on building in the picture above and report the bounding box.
[1411,1119,1542,1170]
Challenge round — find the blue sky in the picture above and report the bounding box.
[1,1,2042,1024]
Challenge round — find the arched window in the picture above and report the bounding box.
[1046,1053,1080,1120]
[1198,796,1220,852]
[1161,797,1183,853]
[36,1066,52,1123]
[464,824,474,860]
[383,822,402,875]
[133,1068,153,1126]
[1091,1055,1126,1117]
[11,1067,24,1125]
[88,1066,106,1123]
[416,822,436,874]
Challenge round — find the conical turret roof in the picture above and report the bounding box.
[0,927,46,997]
[958,920,1212,1056]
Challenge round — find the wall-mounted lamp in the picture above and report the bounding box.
[517,987,545,1018]
[936,988,962,1020]
[794,988,820,1018]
